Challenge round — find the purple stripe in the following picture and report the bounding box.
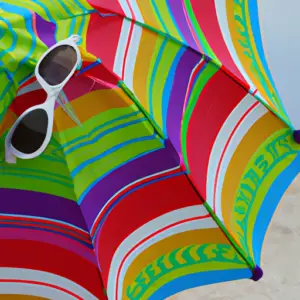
[168,0,199,50]
[80,142,180,229]
[0,189,88,230]
[0,228,97,264]
[35,14,57,48]
[166,49,201,153]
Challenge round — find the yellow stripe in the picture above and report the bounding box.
[133,29,159,112]
[226,0,275,110]
[136,0,160,29]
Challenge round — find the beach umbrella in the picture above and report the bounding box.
[0,1,299,300]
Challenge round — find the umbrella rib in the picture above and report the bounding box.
[185,175,256,272]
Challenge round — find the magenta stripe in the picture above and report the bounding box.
[0,227,97,264]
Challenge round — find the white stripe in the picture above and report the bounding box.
[129,0,144,22]
[17,81,41,96]
[207,95,267,221]
[107,205,215,299]
[206,95,256,213]
[91,165,181,234]
[118,0,132,18]
[214,0,256,92]
[113,19,131,77]
[0,268,98,300]
[0,283,74,300]
[123,23,142,91]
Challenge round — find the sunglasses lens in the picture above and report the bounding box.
[11,109,48,154]
[38,45,77,86]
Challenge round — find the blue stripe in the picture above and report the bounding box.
[0,17,17,59]
[248,0,279,97]
[71,133,159,177]
[78,145,164,204]
[77,59,101,76]
[149,38,168,116]
[148,268,252,300]
[64,117,146,155]
[92,171,184,241]
[253,153,300,265]
[162,47,186,135]
[248,0,290,123]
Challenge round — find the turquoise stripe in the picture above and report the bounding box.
[0,16,17,59]
[56,110,141,149]
[71,133,158,177]
[151,0,169,35]
[64,117,147,155]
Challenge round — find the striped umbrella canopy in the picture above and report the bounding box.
[0,1,299,300]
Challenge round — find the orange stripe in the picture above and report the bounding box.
[213,101,259,211]
[221,111,286,237]
[53,88,132,131]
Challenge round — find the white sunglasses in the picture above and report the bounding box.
[5,35,82,164]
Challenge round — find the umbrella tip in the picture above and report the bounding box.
[293,130,300,144]
[251,265,263,281]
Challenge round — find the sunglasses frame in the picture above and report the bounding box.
[5,35,82,164]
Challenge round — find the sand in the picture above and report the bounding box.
[168,176,300,300]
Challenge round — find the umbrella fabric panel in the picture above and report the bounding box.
[0,0,299,299]
[94,172,251,300]
[181,59,300,265]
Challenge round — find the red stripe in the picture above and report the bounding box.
[121,20,134,79]
[87,0,125,16]
[86,13,123,72]
[0,239,103,297]
[10,89,47,116]
[121,1,135,78]
[190,0,247,85]
[0,279,83,300]
[212,101,259,211]
[125,0,135,19]
[90,167,180,236]
[115,214,210,299]
[96,174,203,283]
[18,76,36,89]
[186,69,248,199]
